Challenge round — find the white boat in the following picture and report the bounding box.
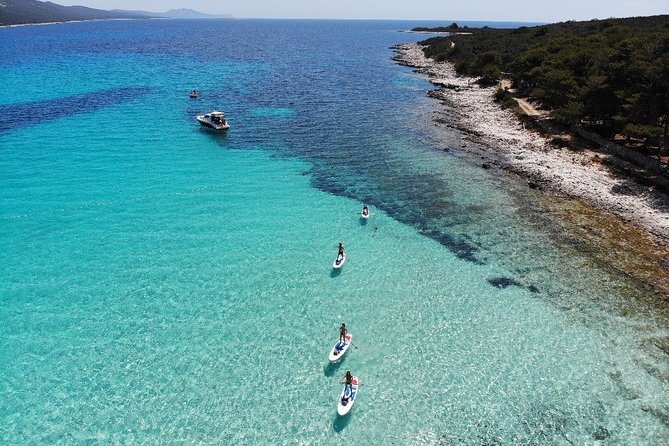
[337,376,359,416]
[329,333,353,362]
[333,252,346,269]
[197,111,230,130]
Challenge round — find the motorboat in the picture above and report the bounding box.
[197,111,230,130]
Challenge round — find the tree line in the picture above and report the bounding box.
[416,16,669,154]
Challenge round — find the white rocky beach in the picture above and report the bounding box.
[394,43,669,243]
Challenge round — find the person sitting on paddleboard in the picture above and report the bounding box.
[339,323,347,343]
[362,205,369,216]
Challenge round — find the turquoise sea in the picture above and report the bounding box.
[1,19,668,445]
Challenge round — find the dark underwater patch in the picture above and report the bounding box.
[488,277,523,289]
[420,228,482,264]
[488,278,540,293]
[313,174,484,264]
[302,142,485,265]
[0,87,151,134]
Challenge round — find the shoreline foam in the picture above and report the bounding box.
[393,43,669,245]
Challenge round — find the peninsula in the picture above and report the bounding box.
[395,16,669,240]
[395,16,669,295]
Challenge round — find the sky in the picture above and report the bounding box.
[57,0,669,22]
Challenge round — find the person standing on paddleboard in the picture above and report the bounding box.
[337,243,345,259]
[343,370,353,395]
[339,323,348,343]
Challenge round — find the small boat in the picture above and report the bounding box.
[337,376,359,416]
[197,111,230,130]
[329,333,353,362]
[361,207,370,219]
[333,252,346,269]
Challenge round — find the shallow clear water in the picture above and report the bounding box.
[1,19,668,445]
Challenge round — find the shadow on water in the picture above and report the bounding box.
[330,268,342,278]
[359,217,369,226]
[198,126,231,144]
[324,360,344,377]
[333,412,352,433]
[0,87,152,135]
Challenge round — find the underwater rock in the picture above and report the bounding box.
[592,425,610,440]
[488,277,523,289]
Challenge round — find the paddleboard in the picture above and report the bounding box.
[333,253,346,269]
[361,209,370,219]
[337,376,359,416]
[329,333,353,362]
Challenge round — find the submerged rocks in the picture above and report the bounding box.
[487,277,523,289]
[592,426,610,441]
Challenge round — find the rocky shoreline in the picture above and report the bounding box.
[393,43,669,298]
[393,43,669,244]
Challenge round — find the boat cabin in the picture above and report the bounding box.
[210,112,226,125]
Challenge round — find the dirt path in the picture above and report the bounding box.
[499,79,546,117]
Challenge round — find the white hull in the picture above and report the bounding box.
[197,114,230,130]
[337,376,359,416]
[333,253,346,269]
[329,333,352,362]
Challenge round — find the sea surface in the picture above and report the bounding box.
[1,19,668,445]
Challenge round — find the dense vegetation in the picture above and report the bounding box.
[417,16,669,154]
[412,23,470,32]
[0,0,230,26]
[0,0,146,26]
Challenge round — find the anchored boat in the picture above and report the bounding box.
[197,111,230,130]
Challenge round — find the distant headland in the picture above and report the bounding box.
[0,0,233,27]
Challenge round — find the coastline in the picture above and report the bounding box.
[394,42,669,296]
[0,17,233,30]
[0,18,141,29]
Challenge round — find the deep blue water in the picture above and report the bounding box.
[1,19,668,445]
